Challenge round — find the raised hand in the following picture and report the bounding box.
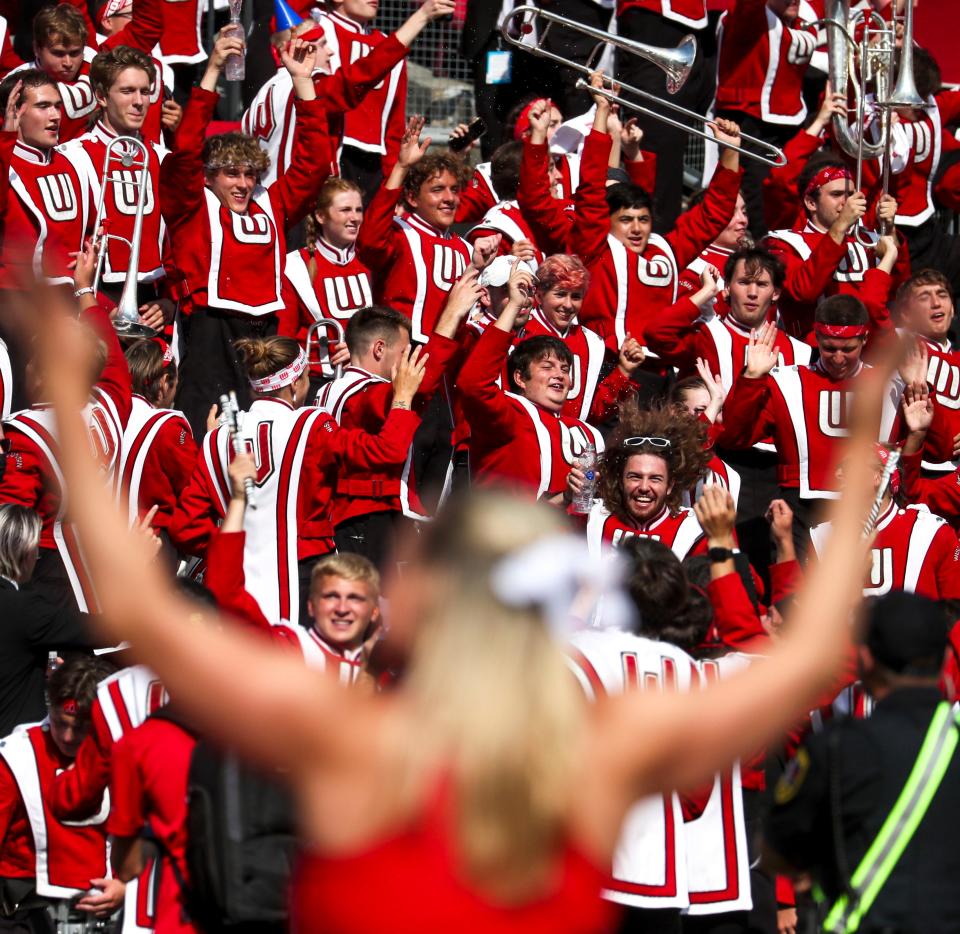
[507,259,536,309]
[471,233,502,271]
[391,345,428,406]
[160,98,183,132]
[620,117,643,161]
[835,191,868,233]
[418,0,456,19]
[809,81,847,136]
[397,115,430,168]
[901,380,934,436]
[228,451,258,501]
[744,322,779,379]
[617,334,645,376]
[527,99,553,145]
[509,238,538,262]
[3,79,22,133]
[694,485,737,546]
[898,335,928,390]
[694,357,727,422]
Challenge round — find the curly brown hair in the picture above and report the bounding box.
[402,153,470,207]
[598,401,711,520]
[202,132,269,175]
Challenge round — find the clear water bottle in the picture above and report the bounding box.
[223,4,245,82]
[571,443,597,514]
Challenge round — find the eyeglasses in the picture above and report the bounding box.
[622,436,671,449]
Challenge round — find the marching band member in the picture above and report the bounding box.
[0,71,90,288]
[765,159,903,341]
[894,269,960,471]
[206,459,384,683]
[357,115,489,345]
[60,45,171,323]
[116,338,195,551]
[717,294,908,539]
[279,176,371,390]
[570,406,711,559]
[568,76,743,351]
[317,293,473,567]
[9,6,96,142]
[242,0,455,189]
[0,657,123,930]
[170,334,426,625]
[161,31,327,438]
[458,261,605,503]
[0,245,132,612]
[521,253,644,424]
[714,0,819,239]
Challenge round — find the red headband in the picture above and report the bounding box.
[152,338,174,366]
[514,98,553,141]
[61,699,78,715]
[804,166,853,200]
[815,323,868,339]
[875,444,901,496]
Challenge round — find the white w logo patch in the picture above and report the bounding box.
[431,245,466,290]
[111,167,154,216]
[232,212,273,244]
[36,174,78,221]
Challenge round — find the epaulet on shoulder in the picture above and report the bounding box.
[907,502,942,522]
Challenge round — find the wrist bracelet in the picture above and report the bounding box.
[74,287,95,298]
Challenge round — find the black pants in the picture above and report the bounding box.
[339,145,385,207]
[174,307,277,440]
[714,112,795,240]
[334,510,410,574]
[31,548,84,616]
[617,906,682,934]
[616,9,713,232]
[778,488,830,560]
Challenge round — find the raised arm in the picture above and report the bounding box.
[45,291,360,780]
[100,0,163,53]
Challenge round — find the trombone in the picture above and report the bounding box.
[91,136,159,339]
[306,318,346,382]
[500,4,787,167]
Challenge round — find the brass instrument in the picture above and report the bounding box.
[500,4,787,167]
[91,136,158,339]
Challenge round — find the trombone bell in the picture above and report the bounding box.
[618,32,696,95]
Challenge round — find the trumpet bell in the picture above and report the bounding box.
[619,32,696,95]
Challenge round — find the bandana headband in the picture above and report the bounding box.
[152,338,174,365]
[61,699,78,715]
[249,348,308,393]
[875,444,901,496]
[815,323,868,339]
[514,98,554,141]
[100,0,132,16]
[804,166,853,200]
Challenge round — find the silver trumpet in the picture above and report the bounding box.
[306,318,346,382]
[500,4,787,167]
[91,136,159,339]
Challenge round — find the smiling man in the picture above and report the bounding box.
[458,259,604,503]
[576,406,710,559]
[160,29,327,437]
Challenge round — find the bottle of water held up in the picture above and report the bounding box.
[224,0,245,82]
[571,443,597,514]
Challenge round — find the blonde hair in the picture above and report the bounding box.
[310,552,380,599]
[305,177,362,278]
[0,505,41,583]
[401,492,585,901]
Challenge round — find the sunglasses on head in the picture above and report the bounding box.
[622,436,671,449]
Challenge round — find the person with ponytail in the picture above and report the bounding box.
[48,268,890,931]
[116,339,196,561]
[170,334,426,625]
[279,177,372,395]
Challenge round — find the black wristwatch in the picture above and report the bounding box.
[708,547,735,563]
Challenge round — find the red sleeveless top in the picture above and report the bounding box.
[290,793,619,934]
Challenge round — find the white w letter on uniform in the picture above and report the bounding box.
[37,175,78,221]
[112,168,153,216]
[865,548,894,596]
[233,212,272,244]
[431,245,465,289]
[818,390,852,437]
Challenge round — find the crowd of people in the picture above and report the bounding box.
[1,0,960,931]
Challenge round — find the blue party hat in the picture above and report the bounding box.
[274,0,302,32]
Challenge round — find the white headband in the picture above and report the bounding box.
[489,534,635,638]
[248,347,308,393]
